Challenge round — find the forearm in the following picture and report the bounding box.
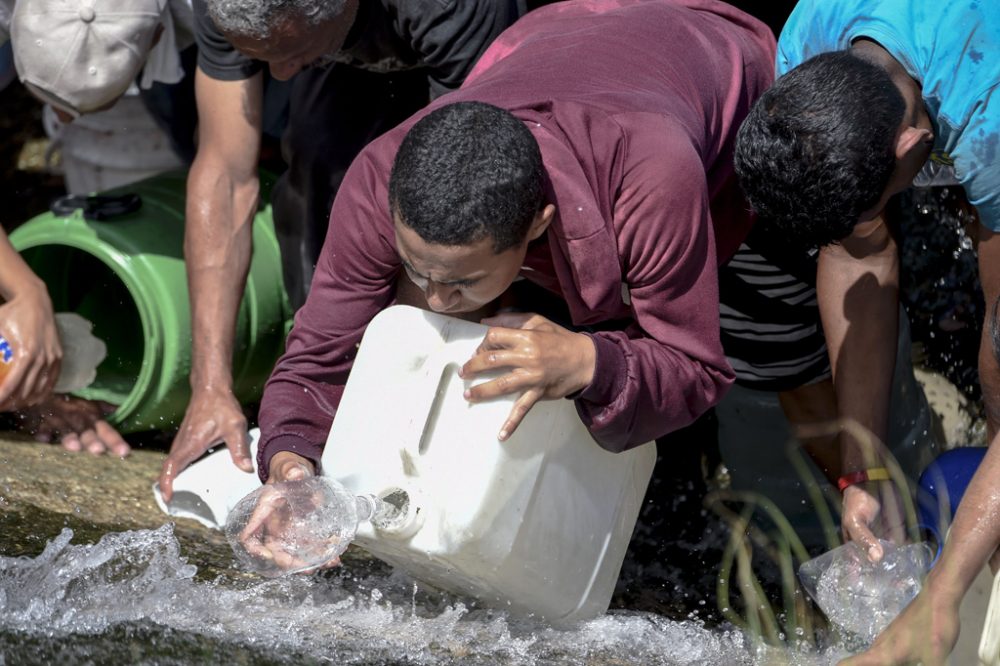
[0,232,47,303]
[817,231,899,471]
[926,438,1000,599]
[184,158,259,390]
[576,329,734,451]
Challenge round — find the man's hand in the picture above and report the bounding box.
[459,312,595,441]
[0,286,61,412]
[841,481,907,563]
[267,450,315,484]
[13,394,130,456]
[159,386,252,502]
[237,453,343,574]
[838,581,961,666]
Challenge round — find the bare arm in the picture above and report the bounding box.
[159,68,263,500]
[818,217,904,559]
[819,218,899,462]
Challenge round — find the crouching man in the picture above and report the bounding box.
[255,0,776,492]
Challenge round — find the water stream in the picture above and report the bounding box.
[0,523,852,665]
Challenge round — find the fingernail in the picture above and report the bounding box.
[464,389,472,399]
[498,429,508,440]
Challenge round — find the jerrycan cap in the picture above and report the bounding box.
[371,486,424,540]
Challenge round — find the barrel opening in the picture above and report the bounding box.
[20,246,143,406]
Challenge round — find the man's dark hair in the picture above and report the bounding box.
[389,101,544,253]
[734,50,906,247]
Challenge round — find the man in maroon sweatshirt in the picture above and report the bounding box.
[255,0,776,485]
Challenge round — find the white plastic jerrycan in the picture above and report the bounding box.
[153,305,656,624]
[324,305,656,624]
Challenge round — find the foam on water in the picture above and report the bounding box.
[0,525,852,665]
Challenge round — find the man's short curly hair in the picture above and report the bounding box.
[209,0,347,41]
[734,50,906,247]
[389,101,545,254]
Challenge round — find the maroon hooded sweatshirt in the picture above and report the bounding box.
[256,0,776,479]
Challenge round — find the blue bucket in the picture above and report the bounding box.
[917,446,988,565]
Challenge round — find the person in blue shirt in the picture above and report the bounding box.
[734,1,999,661]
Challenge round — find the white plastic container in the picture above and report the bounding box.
[322,306,656,624]
[152,430,263,529]
[155,305,656,625]
[981,570,1000,666]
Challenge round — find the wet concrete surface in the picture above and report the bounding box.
[0,433,236,577]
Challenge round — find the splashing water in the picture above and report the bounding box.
[0,525,856,665]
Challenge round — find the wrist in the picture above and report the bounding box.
[189,373,235,395]
[837,466,891,492]
[574,332,596,393]
[3,272,50,307]
[268,450,316,483]
[923,567,968,609]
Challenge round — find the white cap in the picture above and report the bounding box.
[11,0,164,116]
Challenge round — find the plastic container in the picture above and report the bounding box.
[42,96,186,195]
[798,539,933,643]
[321,306,656,624]
[153,429,265,528]
[982,570,1000,666]
[225,476,404,577]
[155,306,657,624]
[9,171,292,432]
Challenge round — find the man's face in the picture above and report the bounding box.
[227,0,358,81]
[856,147,932,224]
[393,216,528,315]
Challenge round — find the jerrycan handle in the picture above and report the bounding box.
[411,362,463,459]
[50,193,142,221]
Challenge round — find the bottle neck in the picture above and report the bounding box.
[353,489,414,534]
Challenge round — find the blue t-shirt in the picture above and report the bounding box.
[777,0,1000,230]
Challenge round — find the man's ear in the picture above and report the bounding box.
[527,204,556,241]
[895,126,933,161]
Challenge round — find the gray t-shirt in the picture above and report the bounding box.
[194,0,525,96]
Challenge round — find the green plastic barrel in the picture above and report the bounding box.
[9,170,292,433]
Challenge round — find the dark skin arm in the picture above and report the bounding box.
[159,69,263,501]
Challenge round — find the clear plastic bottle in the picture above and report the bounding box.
[0,312,106,394]
[798,539,934,643]
[224,476,406,577]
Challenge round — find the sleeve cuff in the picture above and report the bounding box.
[576,333,627,406]
[257,434,324,483]
[196,56,261,81]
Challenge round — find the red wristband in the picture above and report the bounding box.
[837,467,891,492]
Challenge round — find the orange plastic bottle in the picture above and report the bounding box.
[0,334,13,387]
